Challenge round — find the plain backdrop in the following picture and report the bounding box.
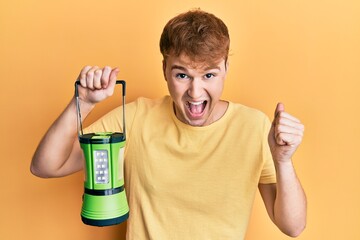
[0,0,359,239]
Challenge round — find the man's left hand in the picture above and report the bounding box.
[268,103,304,163]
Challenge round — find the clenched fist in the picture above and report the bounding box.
[76,66,119,105]
[268,103,304,163]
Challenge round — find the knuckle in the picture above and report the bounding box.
[81,65,91,73]
[275,125,282,132]
[95,69,102,75]
[278,118,285,125]
[79,78,86,87]
[277,112,284,118]
[86,70,94,78]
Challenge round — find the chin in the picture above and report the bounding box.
[186,118,207,127]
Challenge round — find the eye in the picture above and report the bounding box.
[204,73,215,79]
[176,73,189,79]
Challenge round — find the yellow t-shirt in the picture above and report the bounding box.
[85,96,276,240]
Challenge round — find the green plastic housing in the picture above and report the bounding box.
[79,133,129,226]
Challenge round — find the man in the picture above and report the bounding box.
[31,9,306,239]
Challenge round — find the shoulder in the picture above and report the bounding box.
[133,96,170,108]
[228,102,269,122]
[224,102,271,135]
[131,96,171,114]
[129,96,173,124]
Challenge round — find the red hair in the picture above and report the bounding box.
[160,9,230,65]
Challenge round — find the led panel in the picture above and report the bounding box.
[94,150,109,184]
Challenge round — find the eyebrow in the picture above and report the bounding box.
[171,65,188,71]
[170,64,221,72]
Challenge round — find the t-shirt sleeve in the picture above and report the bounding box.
[259,117,277,184]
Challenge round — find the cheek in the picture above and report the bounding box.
[208,82,224,98]
[170,78,183,90]
[167,80,182,98]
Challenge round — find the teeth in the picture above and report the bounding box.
[188,101,204,106]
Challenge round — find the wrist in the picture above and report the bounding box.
[274,160,294,172]
[80,98,96,113]
[71,96,95,117]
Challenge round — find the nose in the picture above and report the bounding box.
[187,78,203,99]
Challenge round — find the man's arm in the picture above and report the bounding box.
[30,98,90,178]
[31,66,119,178]
[258,103,307,237]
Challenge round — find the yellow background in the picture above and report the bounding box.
[1,0,359,239]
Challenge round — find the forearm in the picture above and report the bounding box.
[273,161,307,237]
[31,97,94,178]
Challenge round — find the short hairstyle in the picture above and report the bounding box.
[160,9,230,65]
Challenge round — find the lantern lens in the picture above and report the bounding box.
[94,150,109,184]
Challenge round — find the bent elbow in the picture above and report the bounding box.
[282,223,306,238]
[30,163,49,178]
[30,157,56,178]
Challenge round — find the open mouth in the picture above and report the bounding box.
[186,100,207,117]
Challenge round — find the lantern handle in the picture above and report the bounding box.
[74,80,126,140]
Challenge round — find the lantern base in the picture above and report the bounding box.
[81,212,129,227]
[81,189,129,227]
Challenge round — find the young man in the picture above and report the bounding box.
[31,9,306,239]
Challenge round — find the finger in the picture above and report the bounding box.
[78,66,92,87]
[86,66,99,90]
[276,111,302,124]
[93,68,103,89]
[106,67,119,93]
[101,66,112,88]
[275,115,304,131]
[275,124,304,137]
[275,132,303,146]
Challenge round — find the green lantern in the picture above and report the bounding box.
[75,80,129,226]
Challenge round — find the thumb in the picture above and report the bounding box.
[107,67,119,89]
[274,102,285,118]
[272,102,286,145]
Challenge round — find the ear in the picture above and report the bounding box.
[162,59,167,81]
[225,58,229,72]
[223,59,230,81]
